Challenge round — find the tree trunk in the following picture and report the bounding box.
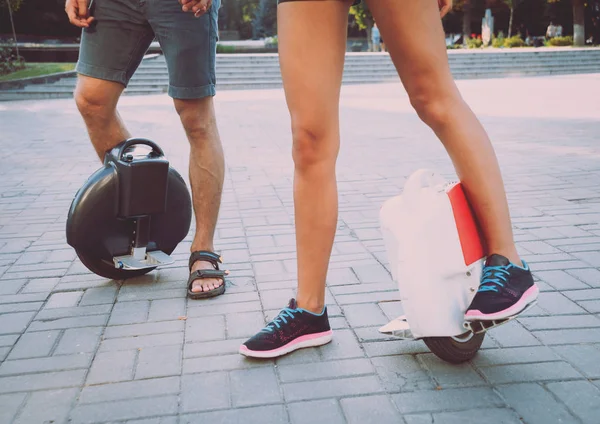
[573,0,585,46]
[462,0,472,44]
[508,7,514,38]
[6,0,20,58]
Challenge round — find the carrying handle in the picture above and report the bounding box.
[402,169,446,202]
[115,138,165,160]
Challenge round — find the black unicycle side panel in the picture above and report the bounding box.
[66,138,192,279]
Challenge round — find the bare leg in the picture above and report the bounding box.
[278,0,351,313]
[174,97,225,293]
[367,0,520,264]
[74,75,130,160]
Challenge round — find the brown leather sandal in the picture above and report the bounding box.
[187,251,227,299]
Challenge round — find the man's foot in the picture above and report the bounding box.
[187,251,226,299]
[465,254,539,321]
[239,298,332,359]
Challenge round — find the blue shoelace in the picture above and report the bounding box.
[478,265,511,293]
[260,307,301,333]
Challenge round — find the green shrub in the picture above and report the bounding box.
[216,44,236,54]
[547,36,573,46]
[504,35,525,48]
[466,38,483,49]
[446,44,462,49]
[0,43,25,76]
[265,35,278,49]
[492,31,505,48]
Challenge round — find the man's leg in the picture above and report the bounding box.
[147,0,225,295]
[174,97,225,294]
[74,76,130,161]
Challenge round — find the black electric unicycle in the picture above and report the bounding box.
[66,138,192,280]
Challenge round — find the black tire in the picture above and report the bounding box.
[422,332,485,364]
[77,251,155,280]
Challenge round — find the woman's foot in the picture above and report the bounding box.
[239,298,332,359]
[465,254,539,321]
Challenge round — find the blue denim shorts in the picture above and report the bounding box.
[278,0,361,6]
[76,0,220,99]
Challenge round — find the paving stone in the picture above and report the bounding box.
[0,279,27,295]
[392,387,504,414]
[135,345,182,379]
[147,298,186,322]
[534,328,600,345]
[319,329,364,360]
[8,330,61,359]
[545,380,600,424]
[184,338,246,358]
[496,383,577,424]
[0,334,19,347]
[180,405,287,424]
[552,344,600,378]
[363,340,431,357]
[99,332,183,352]
[186,300,262,317]
[283,375,384,402]
[69,395,179,423]
[487,321,541,347]
[410,408,522,424]
[342,303,389,328]
[109,301,151,325]
[183,353,269,373]
[519,314,600,331]
[35,304,112,320]
[278,358,374,383]
[180,372,230,413]
[105,320,184,339]
[536,292,587,314]
[371,355,434,392]
[478,361,582,384]
[535,270,591,290]
[185,315,226,342]
[79,376,180,404]
[472,346,560,366]
[225,311,265,339]
[230,366,282,407]
[288,399,345,424]
[0,311,35,335]
[54,326,103,355]
[566,268,600,287]
[79,286,118,305]
[0,293,48,305]
[340,395,402,424]
[86,350,137,384]
[13,388,79,424]
[28,314,108,331]
[0,301,43,314]
[418,354,487,388]
[0,370,86,394]
[0,393,27,423]
[21,277,60,293]
[45,291,84,308]
[0,353,92,376]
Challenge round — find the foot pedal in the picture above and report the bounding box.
[379,316,416,340]
[463,300,538,335]
[113,250,175,270]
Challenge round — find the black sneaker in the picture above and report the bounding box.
[239,298,333,358]
[465,254,539,321]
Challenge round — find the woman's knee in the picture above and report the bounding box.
[291,120,337,172]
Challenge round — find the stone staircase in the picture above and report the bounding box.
[1,47,599,101]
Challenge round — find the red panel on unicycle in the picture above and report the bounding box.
[447,183,487,266]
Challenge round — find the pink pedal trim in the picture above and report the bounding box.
[465,285,539,321]
[240,330,333,356]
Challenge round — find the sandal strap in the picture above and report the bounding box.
[189,250,222,271]
[187,269,226,289]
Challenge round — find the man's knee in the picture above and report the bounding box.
[74,76,121,121]
[174,97,217,141]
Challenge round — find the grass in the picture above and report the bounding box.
[0,62,76,82]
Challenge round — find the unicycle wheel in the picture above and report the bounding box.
[77,251,155,280]
[423,332,485,364]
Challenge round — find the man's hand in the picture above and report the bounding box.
[65,0,94,28]
[438,0,452,18]
[180,0,212,17]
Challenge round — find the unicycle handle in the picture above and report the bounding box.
[115,138,165,160]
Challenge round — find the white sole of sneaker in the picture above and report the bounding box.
[239,330,333,359]
[464,284,540,321]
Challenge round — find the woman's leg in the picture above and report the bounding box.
[240,0,351,358]
[367,0,538,319]
[367,0,518,264]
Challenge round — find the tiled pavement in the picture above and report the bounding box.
[1,74,600,423]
